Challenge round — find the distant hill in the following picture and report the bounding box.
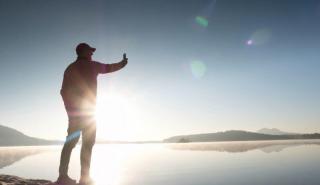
[0,125,62,146]
[257,128,299,135]
[163,130,320,143]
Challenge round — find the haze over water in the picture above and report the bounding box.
[1,140,320,185]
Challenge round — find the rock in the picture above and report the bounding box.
[0,174,52,185]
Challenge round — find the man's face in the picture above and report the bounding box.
[80,49,94,60]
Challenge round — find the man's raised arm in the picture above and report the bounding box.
[94,59,128,74]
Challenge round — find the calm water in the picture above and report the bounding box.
[0,140,320,185]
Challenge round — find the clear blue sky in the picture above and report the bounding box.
[0,0,319,141]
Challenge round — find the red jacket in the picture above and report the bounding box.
[61,58,126,109]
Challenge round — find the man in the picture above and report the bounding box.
[56,43,128,185]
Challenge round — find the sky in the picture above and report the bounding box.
[0,0,319,141]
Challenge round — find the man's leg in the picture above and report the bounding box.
[80,117,96,182]
[58,119,81,177]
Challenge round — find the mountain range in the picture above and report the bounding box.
[0,125,62,146]
[163,130,320,143]
[1,124,320,146]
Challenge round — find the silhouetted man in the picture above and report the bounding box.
[56,43,128,185]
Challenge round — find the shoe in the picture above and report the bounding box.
[55,175,77,185]
[78,177,95,185]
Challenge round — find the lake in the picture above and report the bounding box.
[1,140,320,185]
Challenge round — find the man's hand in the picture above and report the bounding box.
[122,59,128,66]
[95,54,128,74]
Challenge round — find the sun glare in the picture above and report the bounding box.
[95,91,136,141]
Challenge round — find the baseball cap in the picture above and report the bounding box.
[76,43,96,55]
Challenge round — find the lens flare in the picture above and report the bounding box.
[195,16,209,27]
[247,28,272,46]
[65,130,81,143]
[194,0,217,28]
[190,60,207,79]
[247,39,253,45]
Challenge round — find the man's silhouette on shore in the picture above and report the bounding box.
[56,43,128,185]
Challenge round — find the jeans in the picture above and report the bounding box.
[58,107,96,178]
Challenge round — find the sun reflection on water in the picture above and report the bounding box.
[91,144,139,185]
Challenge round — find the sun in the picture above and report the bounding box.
[95,91,135,141]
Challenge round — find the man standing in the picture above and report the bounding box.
[56,43,128,185]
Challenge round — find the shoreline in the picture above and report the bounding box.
[0,138,320,148]
[0,174,52,185]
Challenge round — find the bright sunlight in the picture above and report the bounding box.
[95,90,138,141]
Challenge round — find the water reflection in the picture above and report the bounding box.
[167,140,320,153]
[0,146,50,169]
[1,142,320,185]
